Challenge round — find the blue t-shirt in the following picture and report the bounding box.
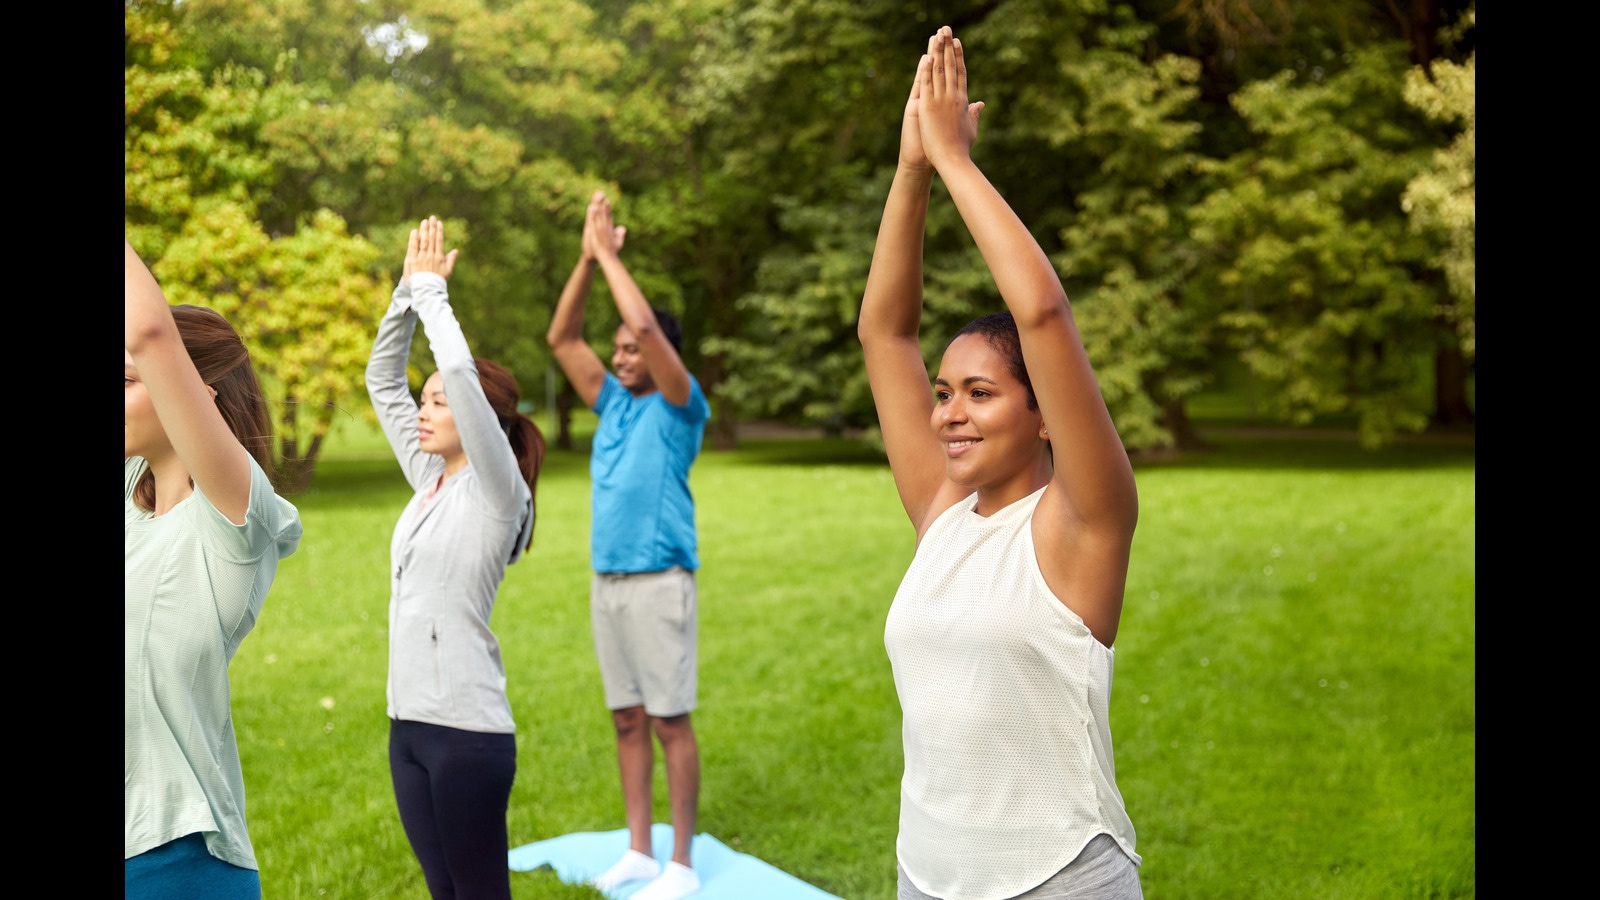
[590,372,711,573]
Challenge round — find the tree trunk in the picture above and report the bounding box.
[699,352,738,451]
[555,380,575,451]
[277,452,318,494]
[1163,397,1211,451]
[1432,331,1474,427]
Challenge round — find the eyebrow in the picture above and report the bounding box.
[933,376,1000,387]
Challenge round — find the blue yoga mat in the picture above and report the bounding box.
[508,823,842,899]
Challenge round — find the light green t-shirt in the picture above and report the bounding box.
[124,456,302,868]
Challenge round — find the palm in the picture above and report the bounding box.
[899,56,931,169]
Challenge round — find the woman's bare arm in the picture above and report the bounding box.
[860,47,981,531]
[922,29,1137,643]
[125,240,254,524]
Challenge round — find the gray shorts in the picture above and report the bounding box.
[898,834,1142,900]
[590,567,698,717]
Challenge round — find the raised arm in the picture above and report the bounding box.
[125,240,253,524]
[859,47,975,529]
[366,227,436,492]
[408,217,529,518]
[587,192,693,407]
[546,206,608,409]
[922,28,1137,640]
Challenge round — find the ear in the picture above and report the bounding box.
[1038,421,1050,441]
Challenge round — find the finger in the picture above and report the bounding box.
[954,37,966,97]
[969,100,984,132]
[443,249,459,276]
[407,227,420,257]
[930,33,945,96]
[614,226,626,249]
[942,29,957,96]
[910,54,928,101]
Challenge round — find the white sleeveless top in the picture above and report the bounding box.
[885,486,1139,900]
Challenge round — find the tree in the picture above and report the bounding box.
[155,205,390,492]
[1188,43,1445,445]
[1402,8,1473,423]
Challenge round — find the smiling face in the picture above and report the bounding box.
[612,325,658,396]
[416,372,463,460]
[125,351,170,461]
[932,333,1049,493]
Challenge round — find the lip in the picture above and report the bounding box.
[944,437,981,457]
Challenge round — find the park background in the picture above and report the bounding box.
[126,1,1474,897]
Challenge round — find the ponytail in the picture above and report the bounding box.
[475,358,546,552]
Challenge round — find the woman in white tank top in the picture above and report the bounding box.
[858,27,1143,900]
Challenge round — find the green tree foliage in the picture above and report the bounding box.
[154,205,389,492]
[128,0,1476,468]
[1402,9,1474,359]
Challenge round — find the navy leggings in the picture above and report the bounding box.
[389,719,517,900]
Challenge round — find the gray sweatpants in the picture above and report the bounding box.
[897,834,1142,900]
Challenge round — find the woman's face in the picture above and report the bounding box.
[417,373,463,459]
[124,351,169,460]
[931,334,1047,489]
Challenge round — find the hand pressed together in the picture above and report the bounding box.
[916,26,984,173]
[582,190,628,262]
[406,216,460,282]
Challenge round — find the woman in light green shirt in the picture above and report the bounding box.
[125,242,302,899]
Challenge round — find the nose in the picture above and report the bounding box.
[941,394,968,424]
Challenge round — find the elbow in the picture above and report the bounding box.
[1011,297,1070,332]
[125,318,177,358]
[438,355,477,381]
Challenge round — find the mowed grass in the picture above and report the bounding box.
[232,418,1474,899]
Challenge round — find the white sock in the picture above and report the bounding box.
[630,861,700,900]
[592,849,661,890]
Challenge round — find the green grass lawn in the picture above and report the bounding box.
[232,421,1474,899]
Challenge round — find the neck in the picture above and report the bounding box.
[443,452,469,479]
[971,455,1052,517]
[145,451,196,517]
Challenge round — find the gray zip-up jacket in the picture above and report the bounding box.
[366,272,533,733]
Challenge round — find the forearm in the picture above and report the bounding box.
[547,255,596,349]
[595,253,658,341]
[365,285,434,489]
[411,275,524,505]
[859,164,935,343]
[938,159,1068,324]
[125,241,182,354]
[596,251,692,404]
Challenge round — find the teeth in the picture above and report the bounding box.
[949,440,977,448]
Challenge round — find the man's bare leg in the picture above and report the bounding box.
[592,706,660,890]
[653,713,700,866]
[631,712,701,900]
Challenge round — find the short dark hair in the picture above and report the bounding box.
[652,307,683,354]
[951,311,1036,411]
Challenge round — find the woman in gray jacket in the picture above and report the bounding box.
[366,216,545,900]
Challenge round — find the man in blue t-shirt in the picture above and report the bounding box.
[547,191,711,900]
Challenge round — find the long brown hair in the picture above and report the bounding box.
[133,305,273,511]
[474,357,546,551]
